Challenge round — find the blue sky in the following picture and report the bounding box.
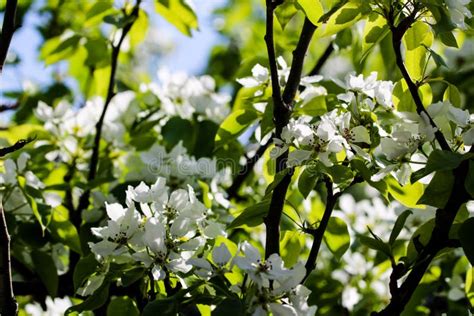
[0,1,226,102]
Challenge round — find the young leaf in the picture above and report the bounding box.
[155,0,198,37]
[296,0,323,25]
[417,170,454,209]
[107,297,140,316]
[31,250,59,297]
[323,217,350,259]
[459,218,474,266]
[389,210,412,246]
[228,199,271,229]
[297,164,319,199]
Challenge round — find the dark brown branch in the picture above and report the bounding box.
[302,176,362,282]
[0,138,33,157]
[263,10,318,258]
[0,0,18,73]
[302,178,338,282]
[263,0,288,258]
[227,37,332,201]
[0,206,17,315]
[389,7,450,152]
[374,157,471,315]
[0,102,19,112]
[282,18,317,106]
[77,0,142,215]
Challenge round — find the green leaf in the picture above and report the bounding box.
[359,235,392,258]
[393,80,432,112]
[228,199,271,229]
[323,217,350,259]
[129,9,149,47]
[466,267,474,309]
[417,170,454,208]
[314,0,371,37]
[66,283,109,314]
[439,31,458,48]
[465,161,474,199]
[280,231,305,267]
[25,196,51,232]
[155,0,198,36]
[162,116,195,151]
[296,0,324,25]
[85,1,114,26]
[85,38,110,68]
[215,109,259,148]
[322,164,354,187]
[389,210,412,246]
[424,46,447,68]
[403,21,433,81]
[334,28,353,49]
[73,254,99,290]
[361,12,388,60]
[386,176,424,208]
[212,298,245,316]
[411,150,466,182]
[49,205,82,254]
[443,83,462,107]
[265,169,291,196]
[298,164,320,199]
[294,95,327,116]
[404,21,433,50]
[31,250,58,296]
[407,219,435,260]
[121,267,146,287]
[107,297,140,316]
[40,34,82,65]
[459,218,474,266]
[143,298,178,316]
[275,0,298,29]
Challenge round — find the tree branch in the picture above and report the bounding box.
[302,176,362,282]
[227,36,331,201]
[0,138,33,157]
[282,18,317,106]
[374,157,471,315]
[77,0,142,215]
[263,10,317,258]
[302,178,338,282]
[0,0,18,73]
[389,8,450,152]
[0,205,17,315]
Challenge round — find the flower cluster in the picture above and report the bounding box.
[84,177,226,294]
[141,68,231,123]
[263,70,473,185]
[189,241,316,316]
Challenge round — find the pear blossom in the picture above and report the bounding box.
[89,202,141,258]
[446,0,472,29]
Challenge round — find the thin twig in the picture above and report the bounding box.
[77,0,142,215]
[0,205,17,315]
[388,6,450,152]
[0,138,33,157]
[302,176,362,282]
